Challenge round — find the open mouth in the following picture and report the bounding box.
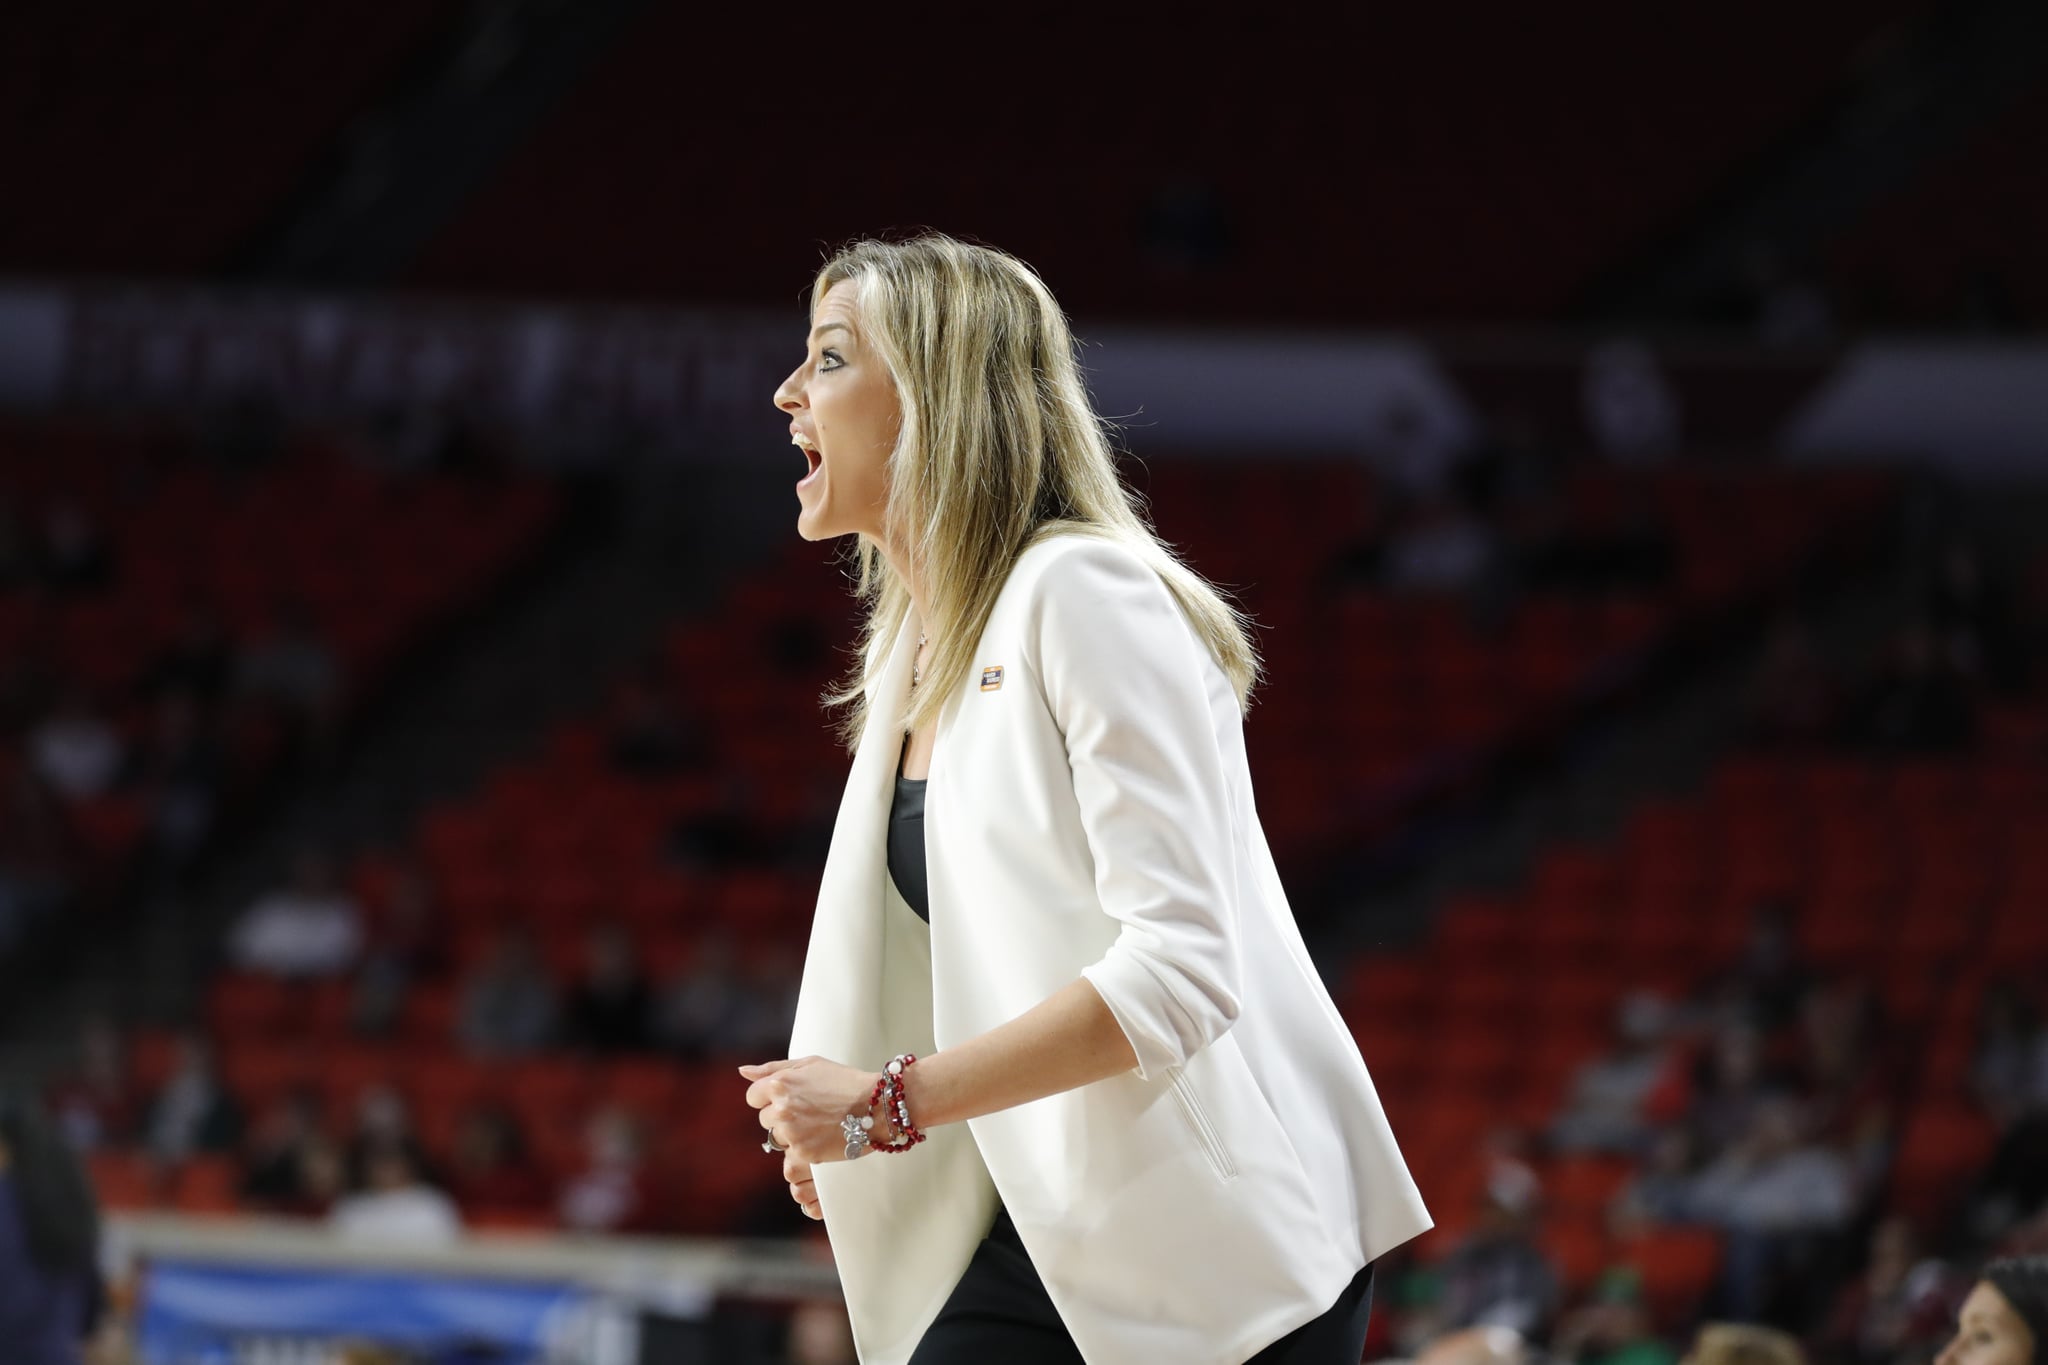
[798,442,822,486]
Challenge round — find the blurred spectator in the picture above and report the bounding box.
[1384,494,1502,598]
[290,1135,348,1219]
[27,688,126,803]
[564,923,651,1053]
[227,846,364,978]
[1551,1268,1676,1365]
[1611,1125,1704,1232]
[557,1106,662,1235]
[1687,1098,1856,1321]
[341,1084,431,1192]
[1744,614,1843,749]
[238,1089,326,1211]
[1680,1322,1805,1365]
[787,1296,860,1365]
[42,1019,137,1153]
[0,1089,105,1364]
[1793,981,1898,1190]
[1818,1217,1964,1365]
[654,932,760,1060]
[1581,339,1681,466]
[1925,540,2026,692]
[0,769,78,952]
[1971,982,2046,1131]
[329,1145,461,1248]
[1701,904,1812,1036]
[140,1034,242,1165]
[1552,992,1677,1155]
[136,597,237,715]
[234,598,344,763]
[1857,620,1977,753]
[445,1106,548,1215]
[349,857,447,1038]
[606,668,705,777]
[458,926,557,1056]
[1688,1021,1789,1157]
[33,497,113,594]
[1433,1136,1561,1338]
[130,690,225,879]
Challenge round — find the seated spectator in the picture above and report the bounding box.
[42,1017,137,1153]
[1857,620,1977,753]
[227,846,364,978]
[140,1034,242,1165]
[341,1084,432,1192]
[1699,903,1812,1036]
[1743,614,1842,749]
[606,668,706,777]
[557,1106,663,1235]
[1434,1146,1561,1338]
[329,1145,461,1248]
[0,769,77,953]
[1792,980,1896,1192]
[1688,1021,1790,1157]
[654,932,760,1060]
[564,923,651,1054]
[27,687,126,802]
[1551,992,1676,1155]
[1688,1098,1856,1321]
[1611,1125,1704,1232]
[349,857,447,1039]
[1818,1216,1965,1365]
[1551,1268,1676,1365]
[234,598,344,763]
[1974,982,2047,1130]
[458,927,557,1056]
[239,1089,326,1210]
[444,1106,548,1215]
[131,689,226,880]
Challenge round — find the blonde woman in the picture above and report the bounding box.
[740,231,1431,1364]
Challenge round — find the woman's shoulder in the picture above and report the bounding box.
[1005,527,1160,602]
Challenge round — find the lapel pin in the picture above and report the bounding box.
[980,665,1004,691]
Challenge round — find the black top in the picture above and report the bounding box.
[888,737,930,922]
[884,737,1026,1254]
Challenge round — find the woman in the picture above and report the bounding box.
[0,1089,104,1364]
[1936,1258,2047,1365]
[741,231,1431,1364]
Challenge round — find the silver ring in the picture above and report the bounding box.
[762,1133,787,1154]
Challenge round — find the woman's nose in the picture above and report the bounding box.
[774,373,804,413]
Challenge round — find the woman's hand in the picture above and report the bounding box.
[740,1055,882,1169]
[782,1153,821,1219]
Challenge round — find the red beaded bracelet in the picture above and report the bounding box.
[869,1053,926,1153]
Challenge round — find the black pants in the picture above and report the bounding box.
[907,1205,1376,1364]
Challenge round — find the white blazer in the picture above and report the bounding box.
[787,531,1432,1364]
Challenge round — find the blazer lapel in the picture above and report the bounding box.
[786,610,918,1061]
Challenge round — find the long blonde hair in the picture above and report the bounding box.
[808,230,1261,750]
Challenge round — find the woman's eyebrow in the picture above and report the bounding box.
[808,322,852,342]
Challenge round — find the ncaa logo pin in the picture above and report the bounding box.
[979,665,1004,691]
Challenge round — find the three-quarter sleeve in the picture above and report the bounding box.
[1026,538,1244,1082]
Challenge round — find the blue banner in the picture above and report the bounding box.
[137,1259,611,1364]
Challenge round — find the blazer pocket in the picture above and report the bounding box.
[1167,1066,1239,1183]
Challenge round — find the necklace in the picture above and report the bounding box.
[912,632,929,688]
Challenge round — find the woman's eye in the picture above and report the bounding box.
[819,351,843,372]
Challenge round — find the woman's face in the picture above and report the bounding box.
[1935,1282,2036,1365]
[773,278,902,545]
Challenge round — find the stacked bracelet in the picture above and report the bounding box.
[842,1053,926,1158]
